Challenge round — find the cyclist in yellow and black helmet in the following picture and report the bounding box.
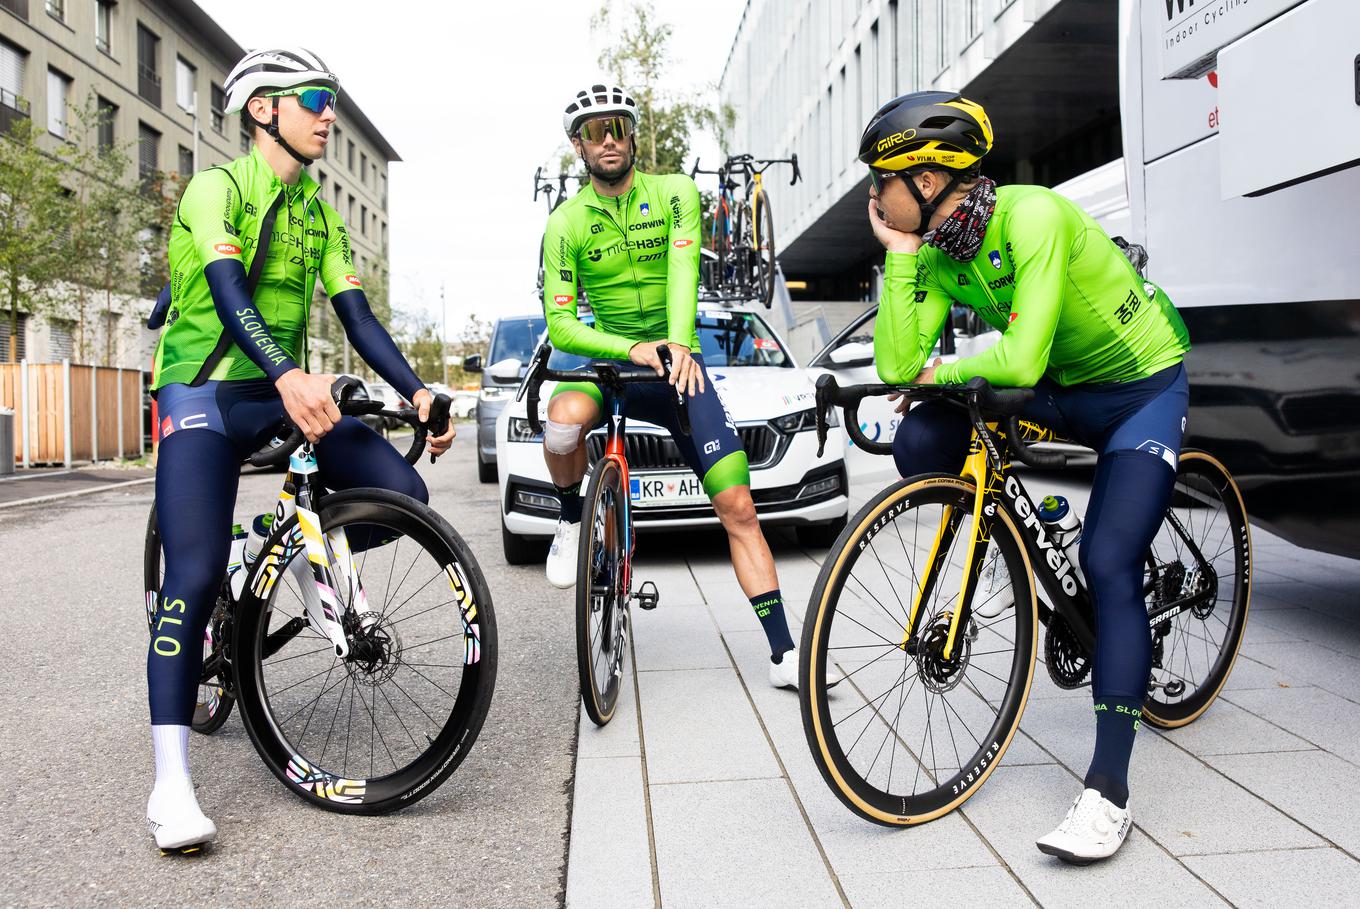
[859,90,1191,865]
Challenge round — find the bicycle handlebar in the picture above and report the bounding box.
[520,343,692,438]
[247,377,452,470]
[813,374,1067,469]
[690,154,801,186]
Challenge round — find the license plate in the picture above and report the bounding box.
[629,471,708,508]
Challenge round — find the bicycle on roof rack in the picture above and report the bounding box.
[534,166,585,293]
[690,153,801,309]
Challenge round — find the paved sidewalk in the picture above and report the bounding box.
[0,465,154,508]
[565,474,1360,908]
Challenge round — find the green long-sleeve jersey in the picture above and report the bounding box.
[541,170,702,358]
[875,184,1190,388]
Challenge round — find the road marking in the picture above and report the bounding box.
[0,470,75,483]
[0,476,155,510]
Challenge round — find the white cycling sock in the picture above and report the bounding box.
[152,724,191,788]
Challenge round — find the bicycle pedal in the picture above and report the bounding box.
[632,580,659,610]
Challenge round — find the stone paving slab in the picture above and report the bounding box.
[1212,749,1360,855]
[1183,847,1360,909]
[636,668,780,785]
[566,756,654,909]
[838,866,1033,908]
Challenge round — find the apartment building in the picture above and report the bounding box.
[0,0,398,368]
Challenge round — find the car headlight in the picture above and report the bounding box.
[772,407,837,433]
[480,386,506,402]
[506,417,542,442]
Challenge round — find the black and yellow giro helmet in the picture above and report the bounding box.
[858,91,993,173]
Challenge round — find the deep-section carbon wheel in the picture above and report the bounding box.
[800,475,1038,826]
[1141,450,1251,728]
[751,189,776,308]
[577,458,629,727]
[143,504,236,735]
[233,489,496,814]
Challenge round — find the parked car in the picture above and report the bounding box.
[367,382,410,432]
[465,312,547,483]
[336,374,389,438]
[495,302,850,564]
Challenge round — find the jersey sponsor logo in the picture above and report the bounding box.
[553,294,575,306]
[628,218,664,231]
[1137,439,1178,470]
[670,194,683,227]
[988,272,1015,291]
[590,223,605,235]
[703,439,721,455]
[559,269,573,282]
[213,242,243,256]
[345,275,363,287]
[913,290,929,303]
[672,239,693,248]
[640,202,650,216]
[957,273,970,287]
[587,248,604,263]
[1115,288,1142,324]
[989,250,1003,269]
[1008,312,1019,323]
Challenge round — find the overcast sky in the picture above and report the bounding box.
[196,0,748,337]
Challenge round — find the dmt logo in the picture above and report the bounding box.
[214,243,242,256]
[553,294,575,306]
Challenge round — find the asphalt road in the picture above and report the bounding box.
[0,426,580,907]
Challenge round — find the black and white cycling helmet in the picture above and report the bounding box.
[224,46,339,115]
[562,84,640,137]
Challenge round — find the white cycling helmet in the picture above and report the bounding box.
[562,83,640,137]
[224,46,339,115]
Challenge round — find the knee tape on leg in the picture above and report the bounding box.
[544,420,583,455]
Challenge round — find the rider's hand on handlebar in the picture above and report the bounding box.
[276,369,341,443]
[913,357,943,386]
[629,341,706,397]
[412,388,456,458]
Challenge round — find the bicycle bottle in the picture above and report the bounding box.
[1039,495,1086,587]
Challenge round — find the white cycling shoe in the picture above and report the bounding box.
[546,520,580,589]
[769,647,801,690]
[147,778,217,854]
[1036,788,1131,864]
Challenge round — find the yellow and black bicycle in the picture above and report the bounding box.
[799,375,1251,827]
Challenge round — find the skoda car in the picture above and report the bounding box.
[495,303,850,563]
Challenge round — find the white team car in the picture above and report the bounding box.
[495,302,850,563]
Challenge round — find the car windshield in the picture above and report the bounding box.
[491,317,548,365]
[546,310,790,370]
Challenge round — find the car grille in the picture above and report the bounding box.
[585,424,781,469]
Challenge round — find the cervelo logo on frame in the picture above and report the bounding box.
[672,239,693,248]
[554,294,575,306]
[214,243,242,256]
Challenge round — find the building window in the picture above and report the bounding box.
[136,24,161,107]
[346,139,354,171]
[0,39,28,129]
[210,83,224,134]
[380,173,387,210]
[333,182,342,208]
[965,0,981,41]
[360,151,367,184]
[177,144,192,176]
[48,318,74,361]
[1,313,29,362]
[96,95,116,152]
[95,1,114,55]
[360,204,367,235]
[137,120,160,180]
[347,193,355,225]
[175,57,196,112]
[381,221,387,252]
[330,125,339,160]
[935,0,949,75]
[46,68,70,138]
[44,0,63,22]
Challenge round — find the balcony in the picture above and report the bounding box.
[137,63,161,107]
[1,89,31,134]
[0,0,28,18]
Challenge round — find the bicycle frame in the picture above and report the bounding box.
[598,394,635,598]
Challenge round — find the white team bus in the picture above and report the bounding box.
[1056,0,1360,558]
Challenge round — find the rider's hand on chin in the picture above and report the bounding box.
[867,198,923,254]
[275,369,341,443]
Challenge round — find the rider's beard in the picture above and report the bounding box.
[586,143,633,185]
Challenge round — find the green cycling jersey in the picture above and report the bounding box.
[541,170,702,358]
[152,146,362,389]
[876,184,1191,388]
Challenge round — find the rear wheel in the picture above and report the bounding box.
[1141,450,1251,728]
[751,189,776,308]
[477,453,496,484]
[577,458,629,726]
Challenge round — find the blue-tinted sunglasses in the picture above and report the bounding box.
[266,86,339,115]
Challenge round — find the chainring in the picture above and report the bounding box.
[1044,613,1091,690]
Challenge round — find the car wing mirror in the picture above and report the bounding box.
[487,357,522,382]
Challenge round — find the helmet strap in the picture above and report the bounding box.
[249,103,314,167]
[904,170,961,235]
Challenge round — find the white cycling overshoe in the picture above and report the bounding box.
[546,520,580,589]
[1036,788,1131,864]
[147,778,217,853]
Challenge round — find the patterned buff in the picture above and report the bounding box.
[925,176,998,262]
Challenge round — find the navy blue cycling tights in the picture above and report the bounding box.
[894,364,1189,805]
[148,380,427,725]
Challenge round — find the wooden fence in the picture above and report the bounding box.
[0,361,146,467]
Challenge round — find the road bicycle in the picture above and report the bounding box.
[143,378,497,815]
[690,153,801,308]
[519,343,689,726]
[534,166,584,293]
[799,374,1251,826]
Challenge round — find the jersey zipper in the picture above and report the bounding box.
[968,258,1005,328]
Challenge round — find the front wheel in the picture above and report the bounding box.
[751,189,776,308]
[577,458,629,726]
[232,489,497,814]
[1141,450,1252,728]
[800,475,1038,826]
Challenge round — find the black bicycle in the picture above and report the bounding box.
[534,166,584,292]
[144,378,497,815]
[691,153,801,308]
[519,343,688,725]
[799,375,1251,826]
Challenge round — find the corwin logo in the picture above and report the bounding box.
[1004,475,1078,595]
[989,250,1002,270]
[553,294,575,306]
[214,243,242,256]
[988,273,1015,291]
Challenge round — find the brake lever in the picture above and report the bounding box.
[426,393,452,464]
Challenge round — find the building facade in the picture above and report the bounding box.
[0,0,398,369]
[719,0,1120,300]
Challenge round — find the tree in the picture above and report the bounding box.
[591,0,733,175]
[0,118,74,362]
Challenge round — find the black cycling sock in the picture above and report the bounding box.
[1084,697,1142,809]
[557,483,583,524]
[751,589,796,661]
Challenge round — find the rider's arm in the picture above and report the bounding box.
[179,170,298,380]
[934,194,1070,387]
[319,218,424,401]
[542,213,634,359]
[873,251,954,384]
[664,176,702,348]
